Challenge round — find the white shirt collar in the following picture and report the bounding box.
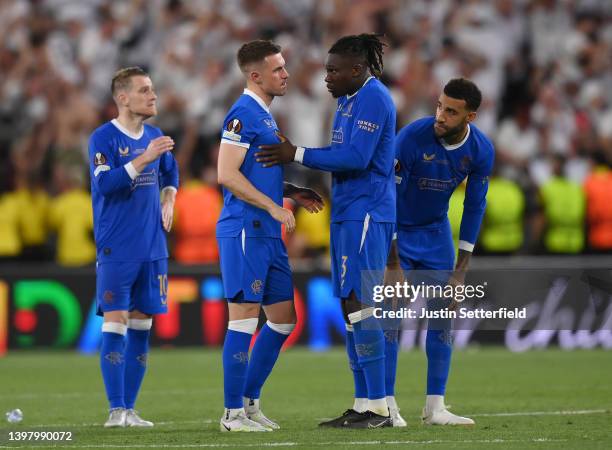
[346,76,375,100]
[111,118,144,140]
[243,88,270,114]
[439,124,471,151]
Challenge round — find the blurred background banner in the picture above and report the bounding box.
[1,257,611,355]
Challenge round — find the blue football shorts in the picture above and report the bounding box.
[217,235,293,305]
[330,216,394,304]
[96,258,168,316]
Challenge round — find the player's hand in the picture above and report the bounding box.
[161,200,174,232]
[256,134,297,167]
[447,271,465,311]
[269,205,295,232]
[143,136,175,164]
[287,187,324,213]
[161,188,176,232]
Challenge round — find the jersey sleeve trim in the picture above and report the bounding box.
[295,147,305,163]
[220,139,250,149]
[124,161,139,180]
[458,240,474,252]
[93,165,111,177]
[161,186,177,194]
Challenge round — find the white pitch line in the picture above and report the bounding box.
[0,438,568,448]
[26,419,213,428]
[471,409,609,417]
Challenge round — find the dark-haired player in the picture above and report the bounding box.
[89,67,179,427]
[256,34,397,429]
[216,40,324,432]
[388,78,495,425]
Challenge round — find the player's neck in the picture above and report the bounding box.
[246,83,273,107]
[443,125,469,146]
[115,112,146,135]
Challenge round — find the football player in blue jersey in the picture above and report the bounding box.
[88,67,179,428]
[387,78,495,425]
[256,34,399,429]
[216,40,324,432]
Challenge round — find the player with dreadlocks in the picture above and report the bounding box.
[256,34,402,429]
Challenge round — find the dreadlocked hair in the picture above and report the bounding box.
[328,33,387,78]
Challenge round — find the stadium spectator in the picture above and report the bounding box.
[173,165,222,264]
[49,162,95,267]
[1,0,611,260]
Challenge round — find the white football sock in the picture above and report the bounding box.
[368,398,389,416]
[386,396,398,411]
[425,395,445,413]
[244,397,260,411]
[224,407,244,420]
[352,397,367,413]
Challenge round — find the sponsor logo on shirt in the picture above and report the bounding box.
[417,177,456,191]
[131,169,157,190]
[423,152,435,161]
[357,119,379,133]
[119,146,130,157]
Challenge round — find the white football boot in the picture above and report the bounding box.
[422,395,474,426]
[125,409,154,427]
[245,398,280,430]
[390,407,408,427]
[422,406,475,426]
[220,408,272,432]
[386,397,407,427]
[104,408,126,428]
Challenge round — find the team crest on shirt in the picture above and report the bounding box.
[118,146,130,157]
[460,155,472,171]
[423,153,436,161]
[251,279,263,295]
[94,152,106,166]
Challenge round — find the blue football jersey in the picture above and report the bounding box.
[300,77,396,223]
[395,116,495,247]
[216,89,284,238]
[88,119,179,263]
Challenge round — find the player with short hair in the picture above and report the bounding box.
[256,34,400,429]
[217,40,324,432]
[388,78,495,425]
[89,66,179,427]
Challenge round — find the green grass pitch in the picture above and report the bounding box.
[0,347,610,449]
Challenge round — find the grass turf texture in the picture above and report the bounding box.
[0,348,610,449]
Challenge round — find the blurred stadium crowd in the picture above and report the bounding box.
[1,0,612,267]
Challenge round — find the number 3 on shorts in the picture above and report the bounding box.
[341,255,348,288]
